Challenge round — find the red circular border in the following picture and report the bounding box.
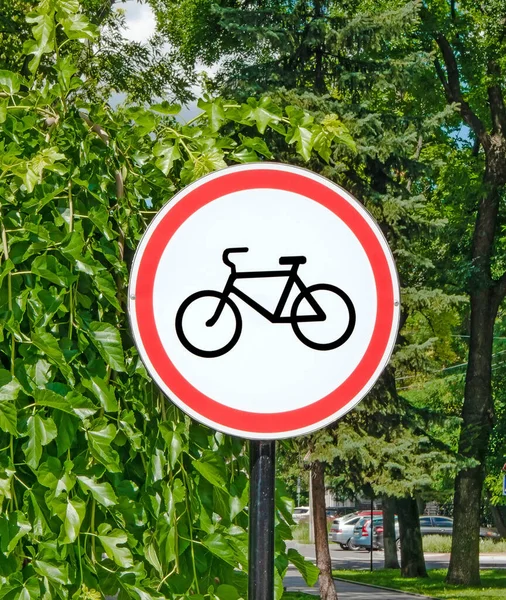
[134,168,394,434]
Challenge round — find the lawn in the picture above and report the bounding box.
[333,568,506,599]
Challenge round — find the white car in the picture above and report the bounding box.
[292,506,310,523]
[328,513,362,550]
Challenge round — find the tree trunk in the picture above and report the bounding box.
[382,495,400,569]
[312,461,338,600]
[446,310,493,585]
[447,184,500,585]
[396,497,427,578]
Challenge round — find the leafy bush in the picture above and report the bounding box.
[0,1,354,597]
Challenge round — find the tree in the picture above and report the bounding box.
[413,1,506,584]
[0,0,192,103]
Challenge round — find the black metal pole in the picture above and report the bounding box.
[249,440,276,600]
[370,497,373,572]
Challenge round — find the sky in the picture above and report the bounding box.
[120,0,157,43]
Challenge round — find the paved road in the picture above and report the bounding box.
[286,541,506,570]
[284,566,435,599]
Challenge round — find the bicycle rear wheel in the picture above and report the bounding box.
[291,283,356,351]
[175,290,242,358]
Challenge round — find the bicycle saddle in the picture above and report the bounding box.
[279,256,307,265]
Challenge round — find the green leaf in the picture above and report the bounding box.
[215,584,239,600]
[54,411,78,456]
[202,533,236,566]
[192,452,228,488]
[94,271,122,311]
[143,532,163,576]
[32,329,75,385]
[0,70,23,94]
[230,147,259,163]
[81,376,117,412]
[61,13,98,40]
[53,496,86,543]
[0,577,40,600]
[0,370,20,435]
[287,548,319,586]
[321,113,356,153]
[0,456,15,502]
[23,12,56,73]
[77,475,118,507]
[0,511,32,554]
[242,97,283,134]
[287,126,313,161]
[0,99,7,124]
[33,560,70,586]
[31,255,76,287]
[86,322,126,372]
[239,135,273,158]
[274,568,284,600]
[0,401,17,436]
[34,388,98,420]
[98,524,134,567]
[192,147,227,180]
[153,141,181,176]
[23,414,57,469]
[198,97,226,132]
[59,230,85,259]
[159,425,182,468]
[86,419,121,472]
[0,259,15,288]
[55,55,78,91]
[151,101,181,115]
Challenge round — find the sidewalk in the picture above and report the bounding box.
[284,567,436,599]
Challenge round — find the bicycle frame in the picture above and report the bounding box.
[207,263,325,327]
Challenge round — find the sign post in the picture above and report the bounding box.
[249,441,276,600]
[128,163,400,598]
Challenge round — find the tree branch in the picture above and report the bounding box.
[434,34,488,146]
[487,61,506,136]
[492,271,506,315]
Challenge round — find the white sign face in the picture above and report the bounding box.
[128,163,400,439]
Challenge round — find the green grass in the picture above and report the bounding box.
[282,593,316,600]
[333,568,506,600]
[421,535,506,554]
[292,522,310,543]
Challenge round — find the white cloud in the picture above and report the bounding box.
[119,0,156,43]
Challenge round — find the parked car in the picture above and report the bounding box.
[372,515,501,550]
[328,514,362,550]
[352,516,389,550]
[292,506,310,523]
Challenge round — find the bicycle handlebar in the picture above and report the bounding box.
[223,247,249,269]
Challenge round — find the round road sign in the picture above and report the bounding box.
[128,163,400,439]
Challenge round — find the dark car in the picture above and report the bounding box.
[373,515,501,550]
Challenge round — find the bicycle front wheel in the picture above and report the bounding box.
[175,291,242,358]
[291,283,356,351]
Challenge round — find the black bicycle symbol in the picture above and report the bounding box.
[175,247,356,358]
